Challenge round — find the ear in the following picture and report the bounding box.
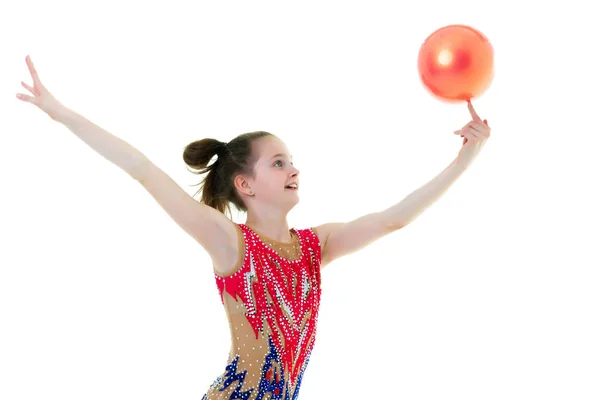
[234,174,253,196]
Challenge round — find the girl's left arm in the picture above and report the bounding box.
[314,102,490,268]
[314,157,468,268]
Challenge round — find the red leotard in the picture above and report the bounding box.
[202,223,322,400]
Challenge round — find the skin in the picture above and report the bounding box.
[234,135,300,244]
[16,54,491,275]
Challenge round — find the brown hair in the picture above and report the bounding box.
[183,131,274,217]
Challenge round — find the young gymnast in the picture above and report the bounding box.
[16,55,490,399]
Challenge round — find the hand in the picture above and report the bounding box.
[16,55,65,121]
[454,101,491,166]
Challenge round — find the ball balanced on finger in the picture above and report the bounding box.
[418,25,494,102]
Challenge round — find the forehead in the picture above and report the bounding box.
[255,136,292,159]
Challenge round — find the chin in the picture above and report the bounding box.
[283,196,300,212]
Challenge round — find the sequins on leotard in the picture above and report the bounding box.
[202,224,322,400]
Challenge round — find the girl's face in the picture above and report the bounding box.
[245,136,300,210]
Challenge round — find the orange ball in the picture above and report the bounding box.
[418,25,494,102]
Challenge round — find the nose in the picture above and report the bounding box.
[290,165,299,177]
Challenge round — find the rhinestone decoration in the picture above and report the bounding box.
[203,224,322,399]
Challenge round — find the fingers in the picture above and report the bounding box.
[16,93,34,103]
[460,131,476,144]
[466,127,484,140]
[455,121,488,134]
[17,56,45,104]
[454,124,488,143]
[26,55,44,89]
[467,101,492,133]
[467,120,490,137]
[465,125,489,141]
[467,100,482,123]
[21,81,37,95]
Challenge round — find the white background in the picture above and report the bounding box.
[1,1,599,399]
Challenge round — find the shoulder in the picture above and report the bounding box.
[293,226,320,239]
[294,225,327,253]
[305,223,339,249]
[213,223,248,278]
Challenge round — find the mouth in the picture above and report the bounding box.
[284,183,298,190]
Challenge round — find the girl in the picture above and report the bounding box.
[16,55,490,399]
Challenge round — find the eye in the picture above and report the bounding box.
[274,160,283,167]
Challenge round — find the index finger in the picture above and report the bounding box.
[25,55,42,85]
[467,100,483,122]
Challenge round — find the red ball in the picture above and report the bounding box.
[418,25,494,102]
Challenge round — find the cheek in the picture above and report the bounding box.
[267,180,283,192]
[254,175,279,192]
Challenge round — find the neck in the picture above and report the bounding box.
[245,208,292,243]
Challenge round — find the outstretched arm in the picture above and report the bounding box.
[16,55,146,178]
[16,55,240,273]
[314,102,490,268]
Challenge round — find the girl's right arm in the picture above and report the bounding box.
[134,157,241,276]
[16,56,240,275]
[61,107,240,274]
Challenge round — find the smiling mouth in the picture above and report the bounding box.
[285,184,298,190]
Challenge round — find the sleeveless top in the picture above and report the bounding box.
[202,223,322,400]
